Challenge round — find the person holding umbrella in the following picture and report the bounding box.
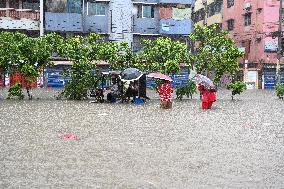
[195,74,217,110]
[147,72,174,109]
[157,80,174,109]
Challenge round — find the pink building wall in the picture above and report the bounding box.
[223,0,282,66]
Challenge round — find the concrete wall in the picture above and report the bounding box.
[45,12,83,32]
[206,13,222,25]
[109,0,133,44]
[160,18,191,34]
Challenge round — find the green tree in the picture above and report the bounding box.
[7,81,24,100]
[227,81,247,100]
[274,83,284,100]
[189,24,244,84]
[0,32,60,99]
[137,37,192,74]
[58,34,103,100]
[176,80,197,100]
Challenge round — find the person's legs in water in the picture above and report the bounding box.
[167,101,172,109]
[107,93,112,102]
[202,101,209,110]
[160,101,167,109]
[208,101,214,109]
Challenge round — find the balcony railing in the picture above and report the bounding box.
[0,8,40,20]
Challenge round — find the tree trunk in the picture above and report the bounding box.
[26,87,32,100]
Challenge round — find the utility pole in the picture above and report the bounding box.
[277,0,283,84]
[40,0,44,36]
[202,0,207,26]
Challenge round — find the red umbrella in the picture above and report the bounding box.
[147,72,173,81]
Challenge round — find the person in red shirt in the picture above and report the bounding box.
[157,80,174,109]
[198,85,216,110]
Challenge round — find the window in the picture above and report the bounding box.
[207,1,222,17]
[193,8,205,22]
[88,2,106,16]
[227,0,234,8]
[227,19,234,31]
[142,5,154,18]
[282,8,284,21]
[23,0,40,10]
[244,13,251,26]
[0,0,6,8]
[216,23,222,32]
[46,0,81,13]
[9,0,19,9]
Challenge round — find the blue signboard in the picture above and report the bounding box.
[264,69,276,89]
[44,68,71,88]
[146,70,191,88]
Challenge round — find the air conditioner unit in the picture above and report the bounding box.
[245,3,252,10]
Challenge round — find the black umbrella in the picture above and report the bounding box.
[120,68,143,81]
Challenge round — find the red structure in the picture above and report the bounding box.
[10,71,37,88]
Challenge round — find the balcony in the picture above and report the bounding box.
[0,8,40,30]
[0,8,40,20]
[45,12,83,32]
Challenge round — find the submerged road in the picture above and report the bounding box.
[0,89,284,188]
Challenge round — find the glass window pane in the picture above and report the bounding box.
[9,0,19,9]
[66,0,81,13]
[88,2,106,16]
[46,0,81,13]
[143,5,152,18]
[46,0,67,13]
[0,0,6,8]
[23,0,40,10]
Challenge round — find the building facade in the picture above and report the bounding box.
[44,0,194,51]
[223,0,284,89]
[0,0,40,36]
[193,0,223,28]
[192,0,284,89]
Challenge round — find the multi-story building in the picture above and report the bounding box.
[0,0,40,36]
[192,0,284,89]
[44,0,194,51]
[43,0,194,88]
[193,0,223,29]
[223,0,284,89]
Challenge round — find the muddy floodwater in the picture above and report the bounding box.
[0,88,284,188]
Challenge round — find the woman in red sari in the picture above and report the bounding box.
[198,85,216,110]
[157,80,174,109]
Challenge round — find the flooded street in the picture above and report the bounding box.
[0,89,284,188]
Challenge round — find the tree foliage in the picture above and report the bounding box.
[227,81,247,100]
[137,37,192,74]
[57,34,105,100]
[7,81,24,100]
[189,24,244,84]
[0,32,58,99]
[274,83,284,100]
[176,80,197,100]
